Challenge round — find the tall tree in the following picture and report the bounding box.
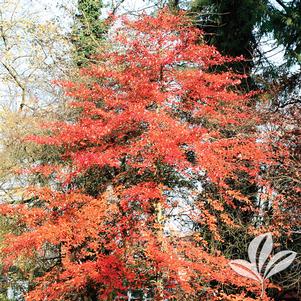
[0,10,275,301]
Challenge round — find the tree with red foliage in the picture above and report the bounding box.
[0,10,274,301]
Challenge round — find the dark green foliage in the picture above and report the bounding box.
[71,0,106,66]
[168,0,180,11]
[191,0,266,75]
[261,0,301,66]
[189,0,301,69]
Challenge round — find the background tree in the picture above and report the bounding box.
[71,0,107,66]
[190,0,266,92]
[260,0,301,67]
[0,1,77,299]
[183,1,301,297]
[0,0,72,112]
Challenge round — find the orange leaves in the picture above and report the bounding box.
[0,9,278,301]
[26,8,269,184]
[209,198,224,211]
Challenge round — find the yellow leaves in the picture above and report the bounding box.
[0,108,40,140]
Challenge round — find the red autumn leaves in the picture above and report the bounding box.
[0,10,274,300]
